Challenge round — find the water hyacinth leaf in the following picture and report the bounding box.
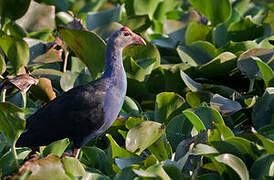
[125,117,144,130]
[198,52,237,78]
[133,163,170,179]
[58,28,106,79]
[93,22,123,41]
[61,156,86,177]
[250,154,274,180]
[126,0,161,19]
[14,155,70,180]
[186,91,213,108]
[177,41,217,66]
[148,135,172,161]
[30,77,56,103]
[33,47,63,64]
[121,15,151,33]
[80,146,108,171]
[106,134,135,158]
[5,21,28,38]
[258,124,274,140]
[254,133,274,154]
[0,34,29,73]
[0,54,6,75]
[259,35,274,49]
[237,48,274,80]
[153,0,182,22]
[114,156,145,169]
[82,172,110,180]
[185,22,212,45]
[215,153,249,180]
[113,167,137,180]
[0,0,31,20]
[16,1,55,32]
[124,41,160,70]
[213,122,234,140]
[166,114,193,150]
[60,71,79,91]
[252,90,274,129]
[0,102,25,145]
[180,70,202,92]
[254,58,274,87]
[42,138,70,157]
[125,121,165,154]
[189,0,232,26]
[86,6,122,30]
[227,17,264,42]
[210,94,242,115]
[183,110,206,133]
[191,143,219,155]
[154,92,186,124]
[221,40,258,55]
[121,96,140,118]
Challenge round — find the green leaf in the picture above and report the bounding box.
[86,6,122,30]
[237,48,274,80]
[61,156,86,177]
[58,28,106,78]
[166,114,193,150]
[5,21,28,38]
[0,102,25,145]
[189,0,232,26]
[133,163,170,179]
[198,52,237,78]
[0,0,31,20]
[255,57,274,87]
[183,110,206,133]
[42,138,70,157]
[80,146,108,172]
[215,153,249,180]
[16,1,55,32]
[177,41,217,66]
[82,172,110,180]
[210,94,242,115]
[227,17,264,42]
[0,34,29,73]
[185,22,212,45]
[106,134,135,158]
[191,143,219,155]
[221,40,258,55]
[125,117,144,129]
[148,135,172,161]
[121,96,140,118]
[114,156,144,169]
[15,155,70,180]
[0,53,6,75]
[121,15,151,33]
[250,154,274,180]
[126,121,165,154]
[254,133,274,154]
[126,0,161,19]
[154,92,186,124]
[180,70,202,92]
[153,0,182,22]
[113,167,137,180]
[252,89,274,129]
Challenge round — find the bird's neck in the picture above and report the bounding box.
[103,40,124,78]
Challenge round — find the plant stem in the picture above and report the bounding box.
[248,79,255,93]
[12,143,19,168]
[63,51,69,72]
[1,88,6,102]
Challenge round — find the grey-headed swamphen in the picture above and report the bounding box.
[16,27,146,157]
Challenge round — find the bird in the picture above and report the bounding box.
[16,27,146,157]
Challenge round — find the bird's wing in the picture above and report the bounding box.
[16,79,108,147]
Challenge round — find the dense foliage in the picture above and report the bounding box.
[0,0,273,179]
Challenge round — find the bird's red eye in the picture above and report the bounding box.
[124,32,130,36]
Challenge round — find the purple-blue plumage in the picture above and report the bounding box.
[16,27,146,157]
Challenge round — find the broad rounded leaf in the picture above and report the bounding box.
[16,1,55,32]
[58,28,106,78]
[183,110,206,133]
[255,58,274,87]
[250,154,274,180]
[0,34,29,73]
[215,153,249,180]
[154,92,186,124]
[86,6,122,30]
[30,77,56,103]
[61,156,86,177]
[42,138,70,157]
[185,22,211,45]
[0,0,31,20]
[0,102,25,145]
[126,121,165,154]
[210,94,242,115]
[189,0,232,26]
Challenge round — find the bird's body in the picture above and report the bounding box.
[16,27,145,154]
